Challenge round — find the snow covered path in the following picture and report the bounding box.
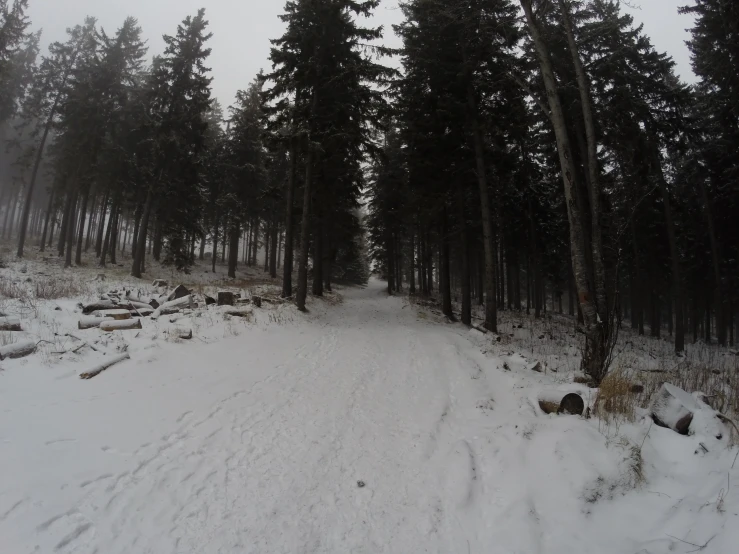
[1,279,737,553]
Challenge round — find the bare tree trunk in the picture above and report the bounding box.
[64,190,78,268]
[409,233,416,295]
[651,146,685,353]
[74,186,90,265]
[296,133,316,312]
[270,217,278,278]
[39,188,55,251]
[228,222,240,278]
[95,191,110,257]
[211,218,219,273]
[441,211,455,321]
[467,81,497,332]
[17,88,63,258]
[559,0,608,325]
[458,188,471,325]
[131,187,152,278]
[520,0,606,382]
[700,177,725,346]
[312,211,323,296]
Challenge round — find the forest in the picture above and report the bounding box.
[0,0,737,385]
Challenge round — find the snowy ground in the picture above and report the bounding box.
[1,268,738,553]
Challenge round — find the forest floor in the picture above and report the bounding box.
[0,249,738,553]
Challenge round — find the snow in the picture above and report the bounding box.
[1,268,738,553]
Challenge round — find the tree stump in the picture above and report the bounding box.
[167,285,190,302]
[650,383,700,435]
[217,291,235,306]
[253,296,262,308]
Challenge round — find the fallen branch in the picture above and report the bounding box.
[79,353,130,380]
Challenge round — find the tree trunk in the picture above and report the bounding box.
[559,0,608,326]
[132,187,152,278]
[211,219,219,274]
[39,187,55,251]
[520,0,606,382]
[700,177,725,346]
[458,189,471,325]
[95,191,110,257]
[74,186,90,265]
[651,144,685,353]
[16,87,62,258]
[467,81,497,332]
[312,212,323,296]
[228,222,240,278]
[296,128,317,312]
[409,233,416,295]
[64,190,78,268]
[440,210,455,320]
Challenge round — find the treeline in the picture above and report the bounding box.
[1,0,737,382]
[0,1,372,299]
[366,0,738,382]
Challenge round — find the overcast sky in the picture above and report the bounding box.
[27,0,697,108]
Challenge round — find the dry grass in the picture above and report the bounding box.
[596,371,640,422]
[34,277,84,299]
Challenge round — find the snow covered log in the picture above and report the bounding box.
[224,309,252,319]
[99,319,142,332]
[167,285,190,302]
[78,316,113,330]
[538,391,585,415]
[177,329,193,340]
[81,300,117,314]
[152,279,168,287]
[130,308,154,317]
[0,340,37,360]
[650,383,701,435]
[0,317,21,331]
[150,295,193,319]
[79,353,130,379]
[126,300,154,311]
[91,309,131,320]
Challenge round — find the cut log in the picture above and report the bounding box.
[538,391,585,415]
[149,298,160,309]
[0,340,37,360]
[224,309,252,319]
[78,316,113,330]
[130,308,153,317]
[167,284,190,302]
[91,309,131,320]
[152,279,168,287]
[99,319,142,332]
[217,291,235,306]
[82,300,117,314]
[0,317,21,331]
[252,296,262,308]
[79,353,130,379]
[205,295,216,306]
[650,383,701,435]
[151,295,193,320]
[126,300,154,311]
[177,329,193,340]
[529,361,543,373]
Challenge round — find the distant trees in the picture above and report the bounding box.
[0,0,736,377]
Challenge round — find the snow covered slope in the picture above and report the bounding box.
[1,279,737,553]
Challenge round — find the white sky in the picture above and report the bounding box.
[27,0,696,108]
